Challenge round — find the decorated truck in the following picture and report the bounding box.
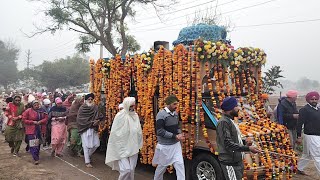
[90,24,297,180]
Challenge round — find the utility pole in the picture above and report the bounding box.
[100,43,103,59]
[25,49,32,78]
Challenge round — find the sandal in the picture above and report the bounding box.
[85,163,93,168]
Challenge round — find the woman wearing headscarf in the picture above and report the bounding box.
[49,97,67,157]
[4,95,25,156]
[22,100,48,165]
[105,97,143,180]
[63,94,75,111]
[77,93,100,168]
[67,96,84,156]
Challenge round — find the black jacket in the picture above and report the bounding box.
[297,104,320,137]
[279,98,298,129]
[216,115,250,165]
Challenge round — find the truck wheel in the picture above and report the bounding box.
[191,153,224,180]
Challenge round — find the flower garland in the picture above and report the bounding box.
[89,39,297,179]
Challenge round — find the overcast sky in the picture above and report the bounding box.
[1,0,319,81]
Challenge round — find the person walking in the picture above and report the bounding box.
[216,96,260,180]
[278,90,299,149]
[77,93,100,168]
[67,96,84,157]
[22,100,48,165]
[152,95,185,180]
[4,95,25,156]
[105,97,143,180]
[296,91,320,176]
[49,97,67,157]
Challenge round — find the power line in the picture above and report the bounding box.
[235,18,320,28]
[133,17,320,33]
[134,0,217,22]
[132,0,241,29]
[131,0,278,32]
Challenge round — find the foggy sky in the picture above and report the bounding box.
[1,0,319,81]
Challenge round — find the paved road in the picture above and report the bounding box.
[0,134,318,180]
[0,134,176,180]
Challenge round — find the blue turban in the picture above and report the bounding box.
[221,97,238,111]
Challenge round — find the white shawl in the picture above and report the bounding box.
[105,97,143,171]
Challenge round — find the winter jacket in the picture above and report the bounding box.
[22,108,48,135]
[278,98,298,130]
[216,114,250,165]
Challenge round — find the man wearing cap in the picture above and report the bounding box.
[278,90,299,149]
[217,96,260,180]
[152,94,185,180]
[296,91,320,176]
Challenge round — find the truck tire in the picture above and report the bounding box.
[191,153,224,180]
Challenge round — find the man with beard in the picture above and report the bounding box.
[152,94,185,180]
[77,93,100,168]
[216,97,260,180]
[296,91,320,176]
[105,97,143,180]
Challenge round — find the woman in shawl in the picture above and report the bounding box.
[77,93,100,168]
[22,100,48,165]
[67,96,84,156]
[63,94,75,111]
[4,95,25,156]
[49,97,67,157]
[105,97,143,180]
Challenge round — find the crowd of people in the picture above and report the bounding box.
[0,91,102,168]
[1,89,320,180]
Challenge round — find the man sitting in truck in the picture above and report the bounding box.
[152,94,185,180]
[216,96,261,180]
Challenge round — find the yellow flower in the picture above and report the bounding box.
[230,61,235,65]
[197,47,202,52]
[234,53,238,57]
[200,55,205,59]
[216,41,221,46]
[207,41,212,45]
[106,63,110,66]
[207,55,212,59]
[147,57,151,61]
[141,54,146,59]
[204,45,211,50]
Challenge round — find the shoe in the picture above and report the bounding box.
[297,170,307,175]
[51,150,55,157]
[25,145,29,152]
[11,148,14,154]
[13,152,20,157]
[85,163,93,168]
[56,154,63,157]
[34,161,39,165]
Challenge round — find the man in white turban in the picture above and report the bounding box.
[105,97,143,180]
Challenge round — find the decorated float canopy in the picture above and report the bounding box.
[173,23,227,46]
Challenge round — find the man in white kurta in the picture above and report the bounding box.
[77,93,100,168]
[296,91,320,177]
[105,97,143,180]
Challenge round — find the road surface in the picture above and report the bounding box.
[0,134,318,180]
